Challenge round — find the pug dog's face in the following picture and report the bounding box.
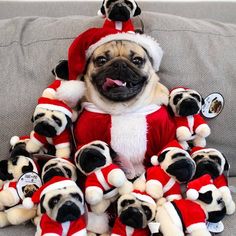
[158,148,196,183]
[197,187,226,223]
[22,184,39,198]
[192,149,228,180]
[169,89,203,117]
[40,185,84,223]
[42,158,77,183]
[117,193,156,228]
[75,141,116,175]
[32,107,71,137]
[100,0,141,21]
[85,41,168,114]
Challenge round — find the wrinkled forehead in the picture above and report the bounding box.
[92,40,147,59]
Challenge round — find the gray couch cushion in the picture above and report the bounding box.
[0,12,236,175]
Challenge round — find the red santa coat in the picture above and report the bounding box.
[174,114,207,137]
[31,129,70,150]
[164,199,207,234]
[85,164,120,198]
[145,165,182,200]
[0,181,20,204]
[74,103,176,178]
[111,217,150,236]
[103,19,134,32]
[38,213,87,236]
[213,174,228,189]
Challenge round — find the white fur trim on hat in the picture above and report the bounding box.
[169,88,186,97]
[131,192,156,206]
[86,32,163,71]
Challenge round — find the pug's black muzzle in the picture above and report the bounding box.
[92,60,147,102]
[120,207,143,228]
[194,161,220,180]
[34,121,57,137]
[56,201,81,223]
[109,4,130,21]
[208,206,226,223]
[167,159,196,183]
[179,98,200,116]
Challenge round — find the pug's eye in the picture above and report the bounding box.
[121,199,135,207]
[125,1,133,9]
[132,57,144,67]
[142,205,152,221]
[95,56,108,67]
[48,195,61,209]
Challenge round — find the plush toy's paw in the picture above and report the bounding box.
[87,212,109,234]
[90,199,111,214]
[0,189,20,208]
[55,146,71,158]
[108,169,127,187]
[118,181,133,195]
[195,124,211,138]
[146,180,163,200]
[226,200,236,215]
[85,187,103,205]
[193,136,206,147]
[0,212,10,228]
[176,126,192,141]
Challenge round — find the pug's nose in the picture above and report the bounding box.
[113,61,127,70]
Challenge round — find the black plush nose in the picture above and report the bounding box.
[167,159,196,183]
[179,98,200,116]
[109,5,130,21]
[56,201,81,223]
[34,121,57,137]
[120,207,143,229]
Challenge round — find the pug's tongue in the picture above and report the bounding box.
[102,78,126,91]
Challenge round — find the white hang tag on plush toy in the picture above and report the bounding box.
[201,93,224,119]
[16,172,42,200]
[207,221,224,233]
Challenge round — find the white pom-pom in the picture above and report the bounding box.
[56,80,86,108]
[186,189,199,200]
[151,155,159,166]
[23,197,34,209]
[10,136,20,146]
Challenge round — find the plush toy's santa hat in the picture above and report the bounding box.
[10,135,30,147]
[68,26,163,80]
[131,190,156,206]
[169,87,191,97]
[186,174,214,200]
[23,176,82,209]
[36,97,73,118]
[191,147,226,175]
[151,140,188,166]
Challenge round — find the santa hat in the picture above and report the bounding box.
[169,87,190,98]
[191,147,226,175]
[10,135,30,147]
[131,190,156,206]
[186,174,214,200]
[68,27,163,80]
[151,140,188,166]
[36,97,73,118]
[23,176,82,209]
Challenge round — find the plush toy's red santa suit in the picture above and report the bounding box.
[68,26,175,178]
[103,18,134,32]
[23,176,87,236]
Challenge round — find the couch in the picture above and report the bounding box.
[0,1,235,235]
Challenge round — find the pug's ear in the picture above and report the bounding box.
[31,116,34,123]
[167,104,174,117]
[108,145,117,160]
[100,0,106,15]
[223,154,230,172]
[65,115,72,129]
[52,60,69,80]
[40,194,46,214]
[133,3,141,16]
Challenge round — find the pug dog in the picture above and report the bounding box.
[74,39,174,179]
[99,0,141,22]
[22,184,39,198]
[26,97,74,158]
[32,177,86,236]
[169,87,211,149]
[209,97,222,114]
[111,191,159,235]
[191,147,235,215]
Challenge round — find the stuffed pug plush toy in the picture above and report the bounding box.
[0,136,40,228]
[98,0,141,32]
[134,140,196,201]
[191,146,235,215]
[169,87,211,150]
[111,190,159,236]
[155,174,226,236]
[26,96,75,158]
[69,22,175,179]
[24,176,87,236]
[75,141,133,214]
[42,60,85,108]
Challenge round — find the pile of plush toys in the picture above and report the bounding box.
[0,0,235,235]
